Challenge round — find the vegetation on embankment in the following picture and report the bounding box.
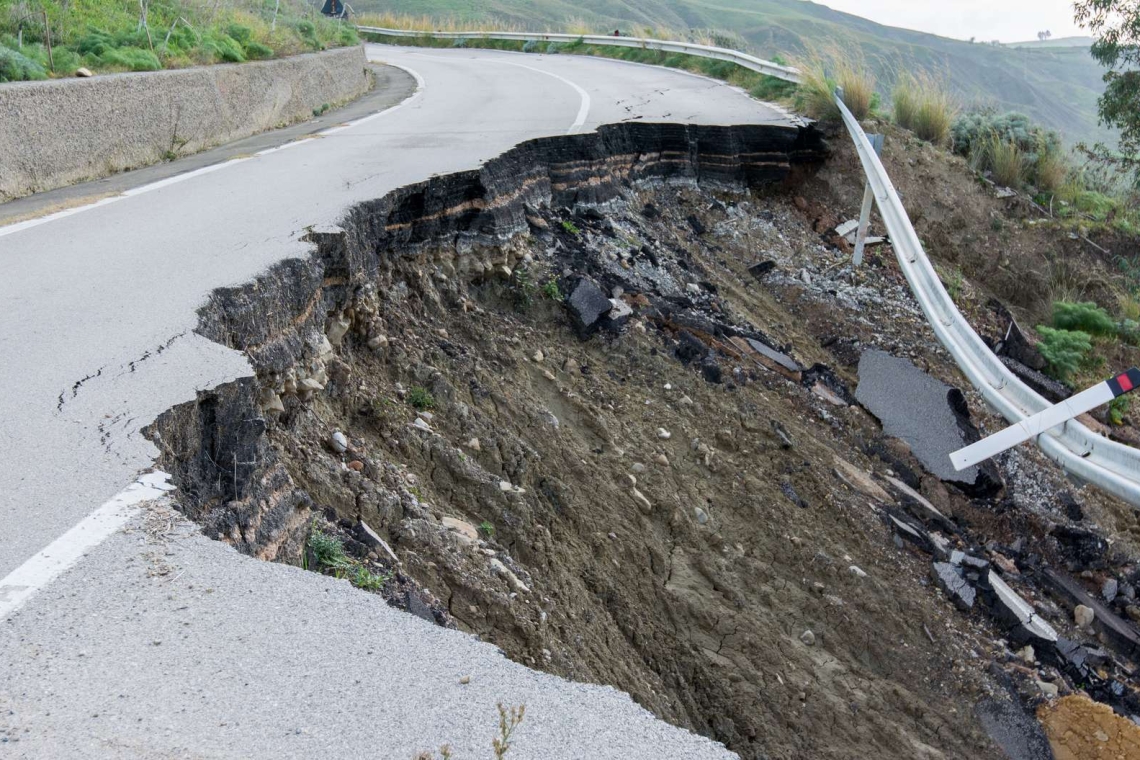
[0,0,358,81]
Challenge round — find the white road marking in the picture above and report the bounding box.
[407,52,591,134]
[0,472,175,621]
[0,63,427,241]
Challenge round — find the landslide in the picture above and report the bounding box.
[149,119,1140,759]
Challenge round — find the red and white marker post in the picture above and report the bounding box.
[950,368,1140,471]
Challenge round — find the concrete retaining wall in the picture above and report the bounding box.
[0,45,370,201]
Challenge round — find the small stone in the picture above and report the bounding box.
[442,517,479,541]
[412,418,433,433]
[543,370,556,381]
[367,334,389,351]
[800,629,816,646]
[347,460,364,472]
[694,507,709,525]
[533,350,545,363]
[631,462,647,474]
[848,565,867,578]
[657,428,672,440]
[654,454,670,467]
[459,675,471,685]
[632,488,653,514]
[1127,606,1140,623]
[1036,680,1058,698]
[75,67,93,77]
[1016,645,1035,664]
[417,411,434,422]
[466,438,482,452]
[499,481,513,492]
[1074,604,1095,627]
[330,431,349,454]
[679,395,694,406]
[1102,578,1119,603]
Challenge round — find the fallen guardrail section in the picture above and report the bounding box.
[358,25,1140,507]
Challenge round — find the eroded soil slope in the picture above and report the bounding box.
[150,121,1140,759]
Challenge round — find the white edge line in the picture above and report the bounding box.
[0,472,175,621]
[0,62,426,241]
[0,64,429,616]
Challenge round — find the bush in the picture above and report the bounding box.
[243,40,274,59]
[794,48,874,122]
[983,133,1026,187]
[893,73,956,145]
[1052,300,1117,336]
[200,31,245,63]
[98,46,161,71]
[407,386,435,411]
[224,23,252,45]
[1034,139,1068,192]
[0,45,47,81]
[1036,326,1093,381]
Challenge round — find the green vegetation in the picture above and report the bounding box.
[1110,394,1131,426]
[892,72,956,145]
[791,46,874,122]
[1075,0,1140,185]
[0,0,359,81]
[1035,325,1094,382]
[1053,300,1117,337]
[541,278,563,302]
[559,220,580,235]
[492,703,526,759]
[509,266,536,311]
[479,520,494,538]
[407,386,435,411]
[307,525,392,591]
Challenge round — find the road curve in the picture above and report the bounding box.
[0,45,793,758]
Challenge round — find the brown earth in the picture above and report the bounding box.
[152,121,1140,759]
[1039,694,1140,759]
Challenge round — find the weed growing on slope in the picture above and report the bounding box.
[1053,301,1117,337]
[542,278,564,302]
[1035,326,1093,382]
[893,72,956,145]
[408,387,436,411]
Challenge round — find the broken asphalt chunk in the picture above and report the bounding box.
[932,562,976,610]
[566,277,613,337]
[981,570,1059,648]
[1041,569,1140,660]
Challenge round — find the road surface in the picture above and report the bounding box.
[0,44,794,758]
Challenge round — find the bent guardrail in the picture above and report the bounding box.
[358,25,1140,507]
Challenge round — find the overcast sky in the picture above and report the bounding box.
[813,0,1086,43]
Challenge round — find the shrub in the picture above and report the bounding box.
[1052,300,1116,336]
[224,23,252,45]
[893,73,956,145]
[1034,140,1068,192]
[407,386,435,411]
[793,48,874,122]
[0,45,47,81]
[308,529,351,570]
[244,40,274,59]
[952,111,1062,185]
[1036,326,1092,381]
[984,133,1026,187]
[98,46,162,71]
[200,32,245,63]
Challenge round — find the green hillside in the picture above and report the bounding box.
[355,0,1114,147]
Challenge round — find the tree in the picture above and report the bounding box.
[1075,0,1140,183]
[1037,30,1052,41]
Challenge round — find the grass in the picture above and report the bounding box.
[983,133,1026,188]
[0,0,359,81]
[307,525,392,591]
[413,703,525,760]
[407,386,435,410]
[792,46,873,122]
[479,520,495,538]
[542,278,564,301]
[560,220,580,235]
[892,72,956,145]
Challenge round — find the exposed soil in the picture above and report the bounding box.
[149,120,1140,760]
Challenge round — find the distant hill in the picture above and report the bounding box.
[1007,36,1095,49]
[353,0,1116,147]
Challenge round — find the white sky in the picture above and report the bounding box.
[812,0,1087,42]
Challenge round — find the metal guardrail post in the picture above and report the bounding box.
[852,133,884,267]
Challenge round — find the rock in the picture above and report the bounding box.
[566,277,613,336]
[833,457,892,502]
[357,520,399,563]
[1074,604,1095,627]
[330,430,349,454]
[327,313,351,346]
[75,67,93,77]
[771,421,794,450]
[679,395,694,406]
[405,589,437,623]
[442,517,479,542]
[459,675,472,685]
[932,562,976,610]
[533,350,545,362]
[367,334,389,351]
[781,481,806,509]
[1035,681,1058,699]
[259,387,285,414]
[1044,569,1140,658]
[800,629,816,646]
[466,438,481,452]
[812,382,847,406]
[347,460,364,472]
[748,261,777,281]
[301,377,326,392]
[631,462,647,474]
[848,565,867,578]
[1127,606,1140,623]
[608,298,634,323]
[657,428,672,440]
[694,507,709,525]
[1102,578,1119,603]
[1016,645,1035,664]
[489,558,530,593]
[654,454,670,467]
[632,488,653,514]
[412,418,433,433]
[498,480,513,492]
[883,475,953,530]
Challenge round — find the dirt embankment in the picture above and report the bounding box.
[149,120,1140,759]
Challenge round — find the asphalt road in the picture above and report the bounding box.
[0,44,794,758]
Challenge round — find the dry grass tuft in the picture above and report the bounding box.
[793,46,874,121]
[893,72,956,145]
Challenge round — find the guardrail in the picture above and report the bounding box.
[358,25,1140,507]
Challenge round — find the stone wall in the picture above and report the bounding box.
[0,45,370,201]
